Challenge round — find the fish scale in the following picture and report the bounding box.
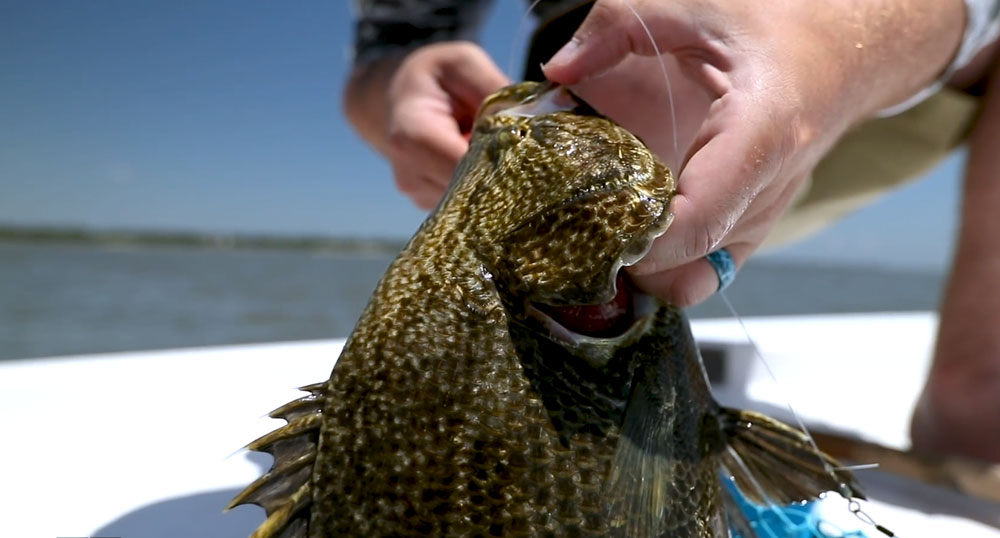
[230,82,863,537]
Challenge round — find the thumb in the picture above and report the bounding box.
[542,0,687,84]
[542,0,634,84]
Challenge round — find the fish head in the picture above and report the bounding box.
[454,82,676,353]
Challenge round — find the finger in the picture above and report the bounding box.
[392,162,446,210]
[632,98,779,275]
[410,186,442,211]
[392,145,454,203]
[629,242,754,307]
[542,0,713,85]
[388,103,469,188]
[542,0,640,84]
[729,169,811,239]
[568,53,714,168]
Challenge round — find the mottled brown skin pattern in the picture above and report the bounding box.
[309,82,725,537]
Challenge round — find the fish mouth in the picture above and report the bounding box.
[527,270,659,360]
[498,84,578,118]
[524,213,671,363]
[481,82,591,120]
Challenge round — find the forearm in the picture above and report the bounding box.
[343,52,406,157]
[345,0,496,155]
[351,0,495,63]
[918,48,1000,461]
[934,56,1000,377]
[811,0,965,122]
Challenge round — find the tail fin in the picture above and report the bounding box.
[227,382,326,538]
[718,407,864,507]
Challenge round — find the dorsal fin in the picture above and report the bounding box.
[227,383,326,538]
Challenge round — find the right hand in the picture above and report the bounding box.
[343,42,510,209]
[543,0,965,307]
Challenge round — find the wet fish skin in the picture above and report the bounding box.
[316,81,674,536]
[230,81,861,538]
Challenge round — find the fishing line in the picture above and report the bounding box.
[833,463,880,472]
[624,1,680,166]
[718,290,834,476]
[624,4,875,535]
[508,0,544,79]
[620,1,821,464]
[621,3,820,470]
[725,444,788,514]
[719,290,898,537]
[624,6,859,532]
[502,2,892,536]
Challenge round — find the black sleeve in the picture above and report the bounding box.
[351,0,496,63]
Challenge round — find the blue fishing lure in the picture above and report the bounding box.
[726,479,870,538]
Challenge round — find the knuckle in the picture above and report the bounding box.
[590,0,624,25]
[386,122,413,155]
[393,171,417,195]
[450,41,483,58]
[672,288,699,308]
[682,221,724,259]
[392,164,423,195]
[669,274,707,308]
[574,0,629,43]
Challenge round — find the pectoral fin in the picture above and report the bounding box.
[603,392,679,538]
[227,382,326,538]
[719,407,864,506]
[603,366,728,538]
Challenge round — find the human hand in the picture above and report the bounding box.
[343,42,510,209]
[543,0,964,306]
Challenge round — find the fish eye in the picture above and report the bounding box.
[497,125,528,146]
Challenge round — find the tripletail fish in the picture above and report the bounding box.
[229,81,863,537]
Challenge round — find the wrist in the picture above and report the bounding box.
[732,0,965,132]
[858,0,966,116]
[342,52,407,155]
[880,0,1000,115]
[784,0,964,123]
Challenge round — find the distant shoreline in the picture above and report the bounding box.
[0,225,407,255]
[0,225,945,276]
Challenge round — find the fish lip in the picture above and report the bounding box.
[529,294,658,341]
[523,212,672,360]
[496,84,584,119]
[526,276,660,364]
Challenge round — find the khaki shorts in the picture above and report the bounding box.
[765,88,980,247]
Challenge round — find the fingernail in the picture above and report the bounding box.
[545,37,581,69]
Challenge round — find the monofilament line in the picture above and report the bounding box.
[508,0,544,79]
[625,1,680,166]
[717,290,841,483]
[834,463,880,472]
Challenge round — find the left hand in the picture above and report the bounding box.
[343,42,510,209]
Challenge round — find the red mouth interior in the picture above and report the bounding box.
[540,273,634,337]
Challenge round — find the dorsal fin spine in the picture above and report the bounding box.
[230,383,326,538]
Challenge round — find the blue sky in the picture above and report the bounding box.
[0,1,963,270]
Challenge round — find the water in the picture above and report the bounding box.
[0,242,392,360]
[0,242,945,361]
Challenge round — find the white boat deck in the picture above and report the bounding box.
[1,312,997,538]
